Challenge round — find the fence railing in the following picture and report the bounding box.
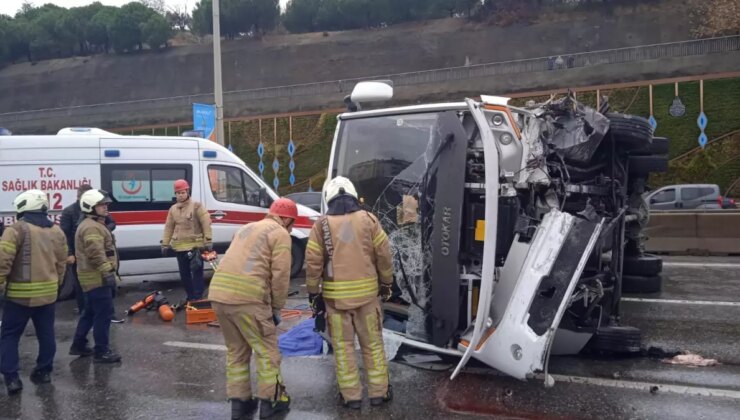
[1,35,739,125]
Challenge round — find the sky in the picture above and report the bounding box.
[0,0,290,16]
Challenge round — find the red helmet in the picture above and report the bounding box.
[269,198,298,220]
[174,179,190,192]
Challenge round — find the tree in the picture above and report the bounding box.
[4,17,32,62]
[142,13,172,49]
[192,0,213,35]
[315,0,342,31]
[66,5,101,55]
[88,6,117,53]
[166,6,192,31]
[26,5,77,59]
[430,0,480,18]
[0,16,10,64]
[139,0,166,15]
[250,0,280,35]
[109,2,158,52]
[192,0,279,38]
[283,0,322,33]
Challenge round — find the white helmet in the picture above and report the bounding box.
[14,190,48,213]
[324,176,358,203]
[80,189,112,214]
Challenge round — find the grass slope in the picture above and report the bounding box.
[115,78,740,196]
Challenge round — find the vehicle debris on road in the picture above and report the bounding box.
[661,353,720,367]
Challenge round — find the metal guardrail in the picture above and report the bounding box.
[1,35,739,124]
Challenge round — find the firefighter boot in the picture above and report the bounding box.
[30,370,51,384]
[340,394,361,410]
[5,377,23,396]
[69,345,94,357]
[94,350,122,364]
[231,398,258,420]
[259,384,290,419]
[370,383,393,407]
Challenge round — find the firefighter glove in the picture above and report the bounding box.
[272,308,282,326]
[309,293,325,316]
[314,312,326,333]
[380,283,393,302]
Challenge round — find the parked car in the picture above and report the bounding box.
[284,191,321,212]
[646,184,735,210]
[721,196,738,209]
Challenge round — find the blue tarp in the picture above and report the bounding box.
[278,318,323,356]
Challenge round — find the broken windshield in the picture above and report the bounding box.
[332,112,444,209]
[331,111,467,341]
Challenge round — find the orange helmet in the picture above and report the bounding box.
[269,198,298,220]
[174,179,190,192]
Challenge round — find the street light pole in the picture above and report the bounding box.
[212,0,225,146]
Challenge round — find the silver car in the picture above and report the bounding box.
[647,184,735,210]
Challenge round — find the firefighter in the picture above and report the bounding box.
[0,190,67,395]
[69,189,122,363]
[161,179,212,303]
[208,198,296,420]
[60,183,120,320]
[305,176,394,409]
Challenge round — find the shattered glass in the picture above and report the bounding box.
[332,112,453,340]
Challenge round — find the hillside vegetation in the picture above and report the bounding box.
[117,77,740,196]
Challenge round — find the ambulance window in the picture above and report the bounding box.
[101,164,192,211]
[152,169,187,202]
[208,165,262,206]
[110,169,151,203]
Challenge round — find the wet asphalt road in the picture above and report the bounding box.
[1,256,739,419]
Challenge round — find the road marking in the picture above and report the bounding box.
[461,367,740,400]
[663,262,740,269]
[167,339,740,400]
[163,341,227,351]
[621,297,740,307]
[546,374,740,400]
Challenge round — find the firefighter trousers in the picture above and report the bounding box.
[326,299,389,402]
[212,302,285,400]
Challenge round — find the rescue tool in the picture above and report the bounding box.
[125,291,175,322]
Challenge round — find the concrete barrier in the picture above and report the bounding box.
[645,210,740,254]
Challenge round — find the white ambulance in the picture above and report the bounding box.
[0,128,318,277]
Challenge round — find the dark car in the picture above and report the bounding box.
[284,191,321,212]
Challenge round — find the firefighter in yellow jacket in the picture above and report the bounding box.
[305,176,394,409]
[161,179,212,302]
[0,190,67,395]
[70,189,122,364]
[209,198,297,420]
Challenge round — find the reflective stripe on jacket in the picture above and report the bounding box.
[0,220,67,307]
[76,216,118,292]
[305,211,393,310]
[162,199,213,252]
[208,215,291,309]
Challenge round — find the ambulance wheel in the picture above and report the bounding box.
[291,239,306,279]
